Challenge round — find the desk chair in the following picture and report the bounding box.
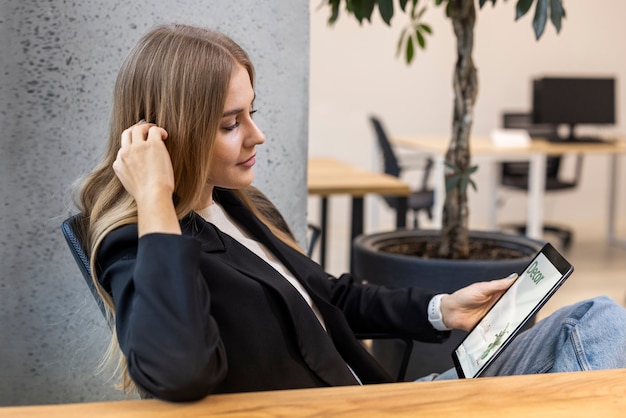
[370,116,434,228]
[61,204,414,382]
[61,214,108,320]
[500,112,583,249]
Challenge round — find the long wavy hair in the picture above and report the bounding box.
[76,24,301,395]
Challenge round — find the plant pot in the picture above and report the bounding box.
[351,229,545,380]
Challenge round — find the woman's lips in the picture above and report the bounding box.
[239,154,256,167]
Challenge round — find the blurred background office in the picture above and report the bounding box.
[308,0,626,278]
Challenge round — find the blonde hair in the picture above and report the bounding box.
[76,24,301,396]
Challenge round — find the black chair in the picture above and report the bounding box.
[61,210,414,382]
[61,214,108,320]
[500,112,583,249]
[370,116,434,229]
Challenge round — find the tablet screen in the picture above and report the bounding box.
[453,245,573,378]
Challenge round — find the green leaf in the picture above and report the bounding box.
[405,34,415,64]
[378,0,395,25]
[410,1,418,19]
[446,176,460,193]
[416,5,427,19]
[418,23,432,34]
[515,0,533,20]
[399,0,409,12]
[328,0,341,24]
[468,177,477,191]
[351,0,376,23]
[396,27,408,57]
[444,0,453,18]
[549,0,564,33]
[460,177,468,194]
[479,0,497,8]
[444,162,479,193]
[416,29,426,49]
[444,161,461,173]
[532,0,549,39]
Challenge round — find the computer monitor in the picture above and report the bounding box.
[532,77,616,142]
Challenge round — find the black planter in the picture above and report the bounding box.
[352,229,545,380]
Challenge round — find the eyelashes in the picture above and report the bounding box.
[222,109,258,131]
[223,122,239,131]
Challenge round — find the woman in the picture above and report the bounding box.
[77,24,626,402]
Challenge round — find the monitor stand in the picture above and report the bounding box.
[546,124,613,144]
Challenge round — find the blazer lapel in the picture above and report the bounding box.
[212,189,394,384]
[184,203,359,387]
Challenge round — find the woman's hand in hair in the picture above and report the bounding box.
[113,122,181,237]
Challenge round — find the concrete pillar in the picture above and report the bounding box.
[0,0,309,405]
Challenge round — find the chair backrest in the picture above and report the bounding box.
[369,116,436,216]
[370,116,401,178]
[501,112,561,179]
[61,214,107,318]
[369,116,408,211]
[306,223,321,258]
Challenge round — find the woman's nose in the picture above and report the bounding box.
[246,120,266,146]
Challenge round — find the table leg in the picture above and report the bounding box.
[396,196,407,229]
[350,197,364,242]
[432,154,445,229]
[350,197,365,271]
[526,153,546,239]
[320,197,328,269]
[607,154,626,248]
[485,160,499,230]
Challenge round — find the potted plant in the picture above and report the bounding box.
[324,0,564,259]
[322,0,565,378]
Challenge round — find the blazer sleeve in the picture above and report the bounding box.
[327,273,450,343]
[97,225,227,401]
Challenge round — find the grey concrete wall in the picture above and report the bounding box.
[0,0,309,406]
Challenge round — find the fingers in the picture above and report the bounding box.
[120,121,168,147]
[121,127,132,148]
[499,273,518,288]
[120,121,149,147]
[487,273,518,291]
[146,125,169,142]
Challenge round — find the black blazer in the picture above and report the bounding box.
[96,189,449,401]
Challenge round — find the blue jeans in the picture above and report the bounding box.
[418,296,626,381]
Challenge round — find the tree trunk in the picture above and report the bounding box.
[439,0,478,259]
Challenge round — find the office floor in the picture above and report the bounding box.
[315,217,626,321]
[535,223,626,320]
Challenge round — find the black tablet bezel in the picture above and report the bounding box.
[452,242,574,378]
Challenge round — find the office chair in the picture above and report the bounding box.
[61,214,108,320]
[62,207,414,381]
[369,116,435,229]
[500,112,583,249]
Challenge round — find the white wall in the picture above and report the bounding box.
[308,0,626,275]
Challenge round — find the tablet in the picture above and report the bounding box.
[452,243,574,378]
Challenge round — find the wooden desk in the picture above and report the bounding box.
[4,368,626,417]
[307,157,411,268]
[392,136,626,246]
